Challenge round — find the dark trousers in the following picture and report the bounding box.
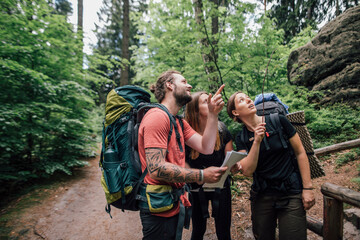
[190,185,232,240]
[140,211,178,240]
[251,193,306,240]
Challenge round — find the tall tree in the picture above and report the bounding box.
[95,0,123,86]
[93,0,145,88]
[89,0,147,104]
[193,0,226,93]
[77,0,83,31]
[132,0,290,98]
[54,0,73,16]
[132,0,203,87]
[120,0,130,86]
[77,0,84,65]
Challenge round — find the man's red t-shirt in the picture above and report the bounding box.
[138,108,196,217]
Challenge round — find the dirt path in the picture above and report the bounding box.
[2,150,360,239]
[1,152,218,240]
[3,154,145,240]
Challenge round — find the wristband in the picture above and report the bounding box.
[199,169,204,182]
[303,187,314,190]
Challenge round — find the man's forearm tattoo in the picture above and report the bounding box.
[145,148,200,183]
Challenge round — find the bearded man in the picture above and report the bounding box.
[138,70,227,240]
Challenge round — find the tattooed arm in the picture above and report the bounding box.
[145,148,227,183]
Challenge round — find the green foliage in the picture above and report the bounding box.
[336,148,360,189]
[85,104,105,143]
[336,152,357,166]
[0,0,97,195]
[230,184,245,196]
[91,0,146,90]
[133,0,203,88]
[307,105,360,148]
[265,84,360,148]
[352,177,360,189]
[352,148,360,156]
[131,0,359,149]
[54,0,73,16]
[85,51,122,104]
[287,26,317,51]
[352,163,360,189]
[268,0,358,43]
[93,0,125,87]
[132,0,288,96]
[335,148,360,167]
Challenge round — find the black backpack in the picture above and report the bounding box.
[100,85,185,217]
[253,92,305,155]
[242,92,325,179]
[255,100,288,116]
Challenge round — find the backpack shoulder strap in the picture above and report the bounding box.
[269,113,288,149]
[240,127,250,153]
[176,115,184,132]
[155,104,184,152]
[138,103,184,152]
[240,126,271,151]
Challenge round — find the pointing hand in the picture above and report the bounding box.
[207,84,225,115]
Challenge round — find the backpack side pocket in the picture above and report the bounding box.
[146,185,175,213]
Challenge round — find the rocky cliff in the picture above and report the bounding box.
[287,5,360,107]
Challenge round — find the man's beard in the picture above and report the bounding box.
[173,86,192,107]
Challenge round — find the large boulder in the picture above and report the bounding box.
[287,5,360,107]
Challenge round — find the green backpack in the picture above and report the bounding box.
[100,85,185,217]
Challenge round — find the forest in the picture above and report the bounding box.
[0,0,359,198]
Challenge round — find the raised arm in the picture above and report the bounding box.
[145,148,227,183]
[186,85,225,154]
[232,123,266,176]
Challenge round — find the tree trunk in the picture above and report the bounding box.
[77,0,83,65]
[77,0,83,32]
[290,0,297,37]
[335,0,340,16]
[120,0,130,86]
[193,0,219,93]
[264,0,267,12]
[209,0,219,93]
[314,139,360,156]
[306,0,315,21]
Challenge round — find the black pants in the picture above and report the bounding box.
[140,211,178,240]
[251,193,306,240]
[190,185,232,240]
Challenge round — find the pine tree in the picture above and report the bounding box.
[267,0,359,42]
[92,0,146,88]
[120,0,130,86]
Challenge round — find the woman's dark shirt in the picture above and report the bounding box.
[185,121,232,189]
[235,114,301,195]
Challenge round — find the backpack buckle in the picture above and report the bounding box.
[120,162,128,169]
